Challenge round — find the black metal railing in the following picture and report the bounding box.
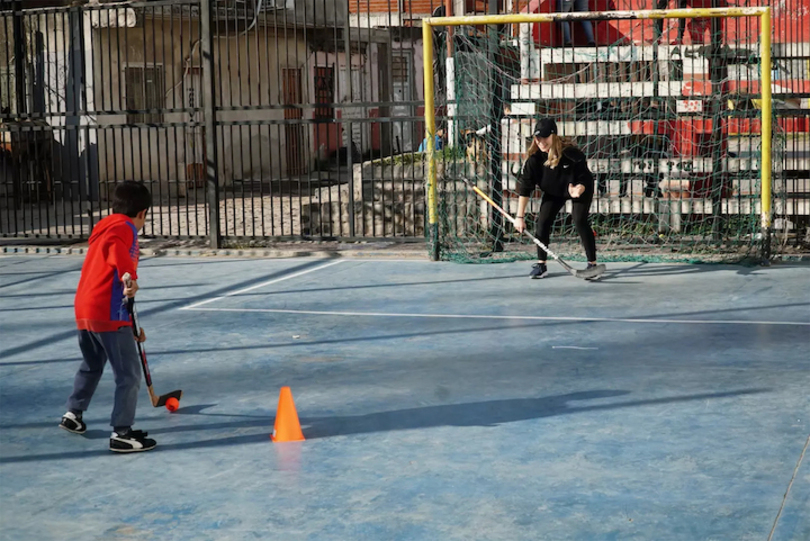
[1,0,808,253]
[1,0,441,245]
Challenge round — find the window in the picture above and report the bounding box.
[125,66,164,124]
[392,54,410,84]
[314,66,334,121]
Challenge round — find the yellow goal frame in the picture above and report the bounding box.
[422,7,773,260]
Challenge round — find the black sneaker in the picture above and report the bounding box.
[529,263,548,279]
[110,429,157,453]
[59,411,86,434]
[585,262,603,281]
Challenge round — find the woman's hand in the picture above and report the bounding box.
[568,184,586,198]
[514,216,526,233]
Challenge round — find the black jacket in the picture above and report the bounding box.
[519,146,594,199]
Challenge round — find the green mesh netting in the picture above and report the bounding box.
[428,15,784,264]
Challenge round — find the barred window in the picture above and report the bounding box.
[125,66,164,124]
[314,66,334,121]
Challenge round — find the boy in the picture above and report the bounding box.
[59,181,157,453]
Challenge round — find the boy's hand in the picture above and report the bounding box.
[136,328,146,343]
[123,278,139,298]
[514,216,526,233]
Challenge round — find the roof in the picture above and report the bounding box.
[7,0,347,30]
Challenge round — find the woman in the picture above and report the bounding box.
[514,118,601,279]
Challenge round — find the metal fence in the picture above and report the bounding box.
[1,0,441,246]
[1,0,808,250]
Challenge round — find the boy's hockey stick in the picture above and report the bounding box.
[460,177,606,280]
[122,274,183,407]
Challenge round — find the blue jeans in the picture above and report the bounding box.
[558,0,595,45]
[67,327,142,428]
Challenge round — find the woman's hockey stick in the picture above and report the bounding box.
[460,177,606,280]
[122,274,183,407]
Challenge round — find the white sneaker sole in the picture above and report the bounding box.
[110,432,157,453]
[109,443,157,453]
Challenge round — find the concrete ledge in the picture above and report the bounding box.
[1,243,431,260]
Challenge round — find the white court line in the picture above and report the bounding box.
[183,306,810,326]
[334,258,433,263]
[767,433,810,541]
[553,346,599,350]
[179,260,345,310]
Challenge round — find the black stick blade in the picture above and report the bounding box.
[154,390,183,407]
[576,264,606,280]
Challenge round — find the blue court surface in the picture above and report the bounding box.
[1,254,808,541]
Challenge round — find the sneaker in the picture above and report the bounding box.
[529,263,548,279]
[59,411,86,434]
[110,429,157,453]
[585,262,603,281]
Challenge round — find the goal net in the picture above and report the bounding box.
[422,7,780,263]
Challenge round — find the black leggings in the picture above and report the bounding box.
[534,194,597,262]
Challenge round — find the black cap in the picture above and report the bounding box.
[533,118,558,138]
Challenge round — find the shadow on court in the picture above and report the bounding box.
[0,258,334,360]
[0,388,768,464]
[4,296,806,367]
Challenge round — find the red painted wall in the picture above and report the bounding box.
[520,0,810,46]
[349,0,437,14]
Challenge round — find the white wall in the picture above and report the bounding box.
[89,20,377,186]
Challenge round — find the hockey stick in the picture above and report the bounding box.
[460,177,606,280]
[122,274,183,408]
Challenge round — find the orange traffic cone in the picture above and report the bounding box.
[271,386,305,442]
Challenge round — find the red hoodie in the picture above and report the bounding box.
[75,214,140,332]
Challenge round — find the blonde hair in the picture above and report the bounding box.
[527,134,573,169]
